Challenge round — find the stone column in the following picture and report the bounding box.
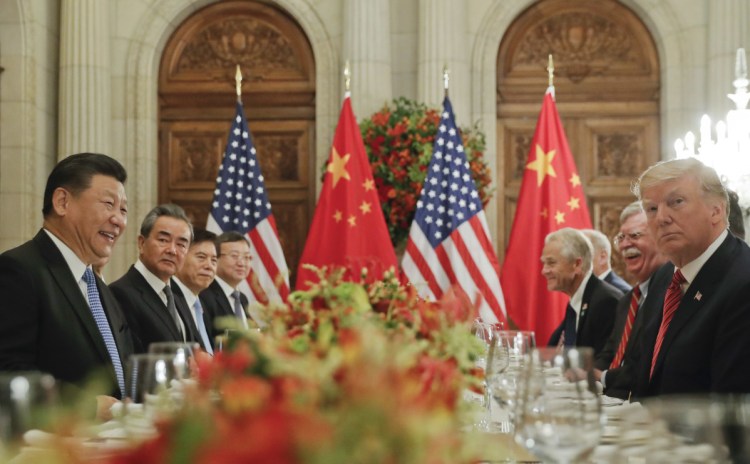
[417,0,469,123]
[58,0,111,158]
[342,0,392,118]
[706,0,749,121]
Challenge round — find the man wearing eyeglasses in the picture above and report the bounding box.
[200,231,258,337]
[593,201,667,399]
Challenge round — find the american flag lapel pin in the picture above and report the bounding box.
[695,291,702,301]
[581,303,588,317]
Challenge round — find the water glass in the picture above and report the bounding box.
[514,347,602,463]
[0,372,58,444]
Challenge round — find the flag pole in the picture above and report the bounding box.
[235,64,243,103]
[344,60,351,96]
[443,64,450,98]
[546,54,555,99]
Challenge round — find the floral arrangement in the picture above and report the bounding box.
[360,98,494,249]
[98,268,488,464]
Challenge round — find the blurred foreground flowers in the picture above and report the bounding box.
[29,268,491,463]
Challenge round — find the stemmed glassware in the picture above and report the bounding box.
[514,347,602,463]
[0,372,57,447]
[485,330,535,433]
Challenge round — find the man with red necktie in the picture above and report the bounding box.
[593,201,667,399]
[632,158,750,397]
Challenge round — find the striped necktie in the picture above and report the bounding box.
[164,284,185,341]
[609,285,642,369]
[650,269,686,379]
[83,267,125,396]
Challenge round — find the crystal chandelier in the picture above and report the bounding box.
[674,48,750,208]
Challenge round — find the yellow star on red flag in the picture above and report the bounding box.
[327,147,351,188]
[333,210,343,222]
[526,145,557,187]
[359,201,372,214]
[362,179,375,191]
[569,173,581,188]
[555,210,565,224]
[567,197,580,210]
[347,215,357,227]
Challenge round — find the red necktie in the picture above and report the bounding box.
[609,285,642,369]
[650,269,686,379]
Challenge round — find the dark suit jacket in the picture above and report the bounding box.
[604,270,632,293]
[0,230,134,398]
[200,279,248,338]
[595,266,671,399]
[547,275,622,357]
[171,282,213,352]
[633,234,750,398]
[110,266,198,353]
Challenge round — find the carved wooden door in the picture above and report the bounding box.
[158,1,315,284]
[496,0,660,281]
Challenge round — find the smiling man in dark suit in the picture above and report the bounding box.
[110,204,198,353]
[632,158,750,397]
[582,228,632,294]
[0,153,134,400]
[543,227,622,356]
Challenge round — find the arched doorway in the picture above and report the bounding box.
[158,0,315,283]
[496,0,660,278]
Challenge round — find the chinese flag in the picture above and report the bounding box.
[500,88,592,345]
[295,95,398,289]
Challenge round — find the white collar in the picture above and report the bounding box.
[173,277,198,308]
[43,229,88,282]
[134,259,170,296]
[214,275,237,300]
[677,229,728,287]
[569,271,593,315]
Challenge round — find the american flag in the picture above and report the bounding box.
[206,102,290,303]
[402,97,506,323]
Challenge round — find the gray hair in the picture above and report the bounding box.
[632,158,728,226]
[139,203,194,241]
[544,227,593,273]
[581,229,611,258]
[619,200,644,224]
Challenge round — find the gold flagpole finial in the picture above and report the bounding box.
[547,54,554,87]
[443,65,450,97]
[235,65,243,102]
[344,60,351,93]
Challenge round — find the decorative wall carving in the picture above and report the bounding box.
[515,13,637,83]
[512,133,533,181]
[177,20,301,77]
[255,135,299,181]
[595,133,641,177]
[173,136,221,184]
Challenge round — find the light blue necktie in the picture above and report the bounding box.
[83,267,125,396]
[193,298,213,355]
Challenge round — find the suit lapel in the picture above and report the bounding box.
[576,277,596,343]
[34,232,110,361]
[653,236,737,377]
[129,268,181,340]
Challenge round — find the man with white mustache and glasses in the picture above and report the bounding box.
[594,201,667,399]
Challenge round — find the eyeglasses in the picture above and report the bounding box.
[613,231,644,246]
[220,252,252,262]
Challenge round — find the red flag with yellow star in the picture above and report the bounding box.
[500,88,592,344]
[295,95,398,289]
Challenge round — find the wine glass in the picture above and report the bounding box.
[514,347,602,463]
[123,353,185,424]
[147,341,199,380]
[485,330,535,433]
[0,372,58,445]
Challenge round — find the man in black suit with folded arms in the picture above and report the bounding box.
[543,228,622,357]
[593,201,667,399]
[632,158,750,397]
[0,153,134,401]
[110,204,199,353]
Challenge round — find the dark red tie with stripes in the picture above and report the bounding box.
[650,269,686,379]
[609,285,642,369]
